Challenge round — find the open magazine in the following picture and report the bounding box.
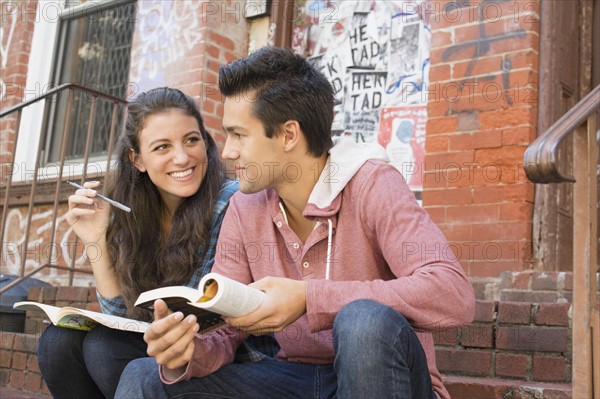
[13,302,150,333]
[134,272,265,334]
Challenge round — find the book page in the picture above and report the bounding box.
[134,286,201,309]
[194,273,265,317]
[14,301,149,333]
[71,308,149,333]
[55,314,98,331]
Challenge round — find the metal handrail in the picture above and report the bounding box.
[523,84,600,183]
[0,82,126,117]
[0,83,127,294]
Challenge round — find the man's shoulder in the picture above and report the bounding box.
[229,188,274,211]
[349,159,403,186]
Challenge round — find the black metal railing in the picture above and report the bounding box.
[0,83,127,294]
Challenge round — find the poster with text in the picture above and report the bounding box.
[378,105,426,191]
[344,70,388,140]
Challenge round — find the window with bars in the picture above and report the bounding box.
[42,0,136,165]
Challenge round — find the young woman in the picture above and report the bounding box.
[36,87,276,398]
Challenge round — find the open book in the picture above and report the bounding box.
[135,272,264,334]
[13,302,150,333]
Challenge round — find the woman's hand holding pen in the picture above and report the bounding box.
[66,180,122,298]
[66,181,111,246]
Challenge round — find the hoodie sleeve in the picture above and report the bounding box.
[160,327,248,383]
[306,163,475,332]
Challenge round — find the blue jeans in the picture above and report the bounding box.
[37,324,148,398]
[116,300,436,399]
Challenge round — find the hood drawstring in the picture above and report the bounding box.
[325,219,333,280]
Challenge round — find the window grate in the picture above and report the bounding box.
[44,1,136,164]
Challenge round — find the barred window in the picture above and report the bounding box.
[43,0,136,164]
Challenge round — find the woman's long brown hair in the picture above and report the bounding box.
[105,87,224,320]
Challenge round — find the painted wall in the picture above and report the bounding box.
[1,0,249,284]
[293,0,430,193]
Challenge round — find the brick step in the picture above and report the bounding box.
[443,375,571,399]
[472,271,600,303]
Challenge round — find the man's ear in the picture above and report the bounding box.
[281,120,302,152]
[128,149,146,172]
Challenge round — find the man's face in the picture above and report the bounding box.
[222,91,285,194]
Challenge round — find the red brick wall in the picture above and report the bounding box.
[435,299,572,383]
[1,1,251,284]
[0,285,99,396]
[0,0,38,168]
[128,0,250,153]
[425,0,540,278]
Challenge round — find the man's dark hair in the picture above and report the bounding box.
[219,47,334,157]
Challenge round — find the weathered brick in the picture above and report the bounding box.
[436,349,492,376]
[444,375,513,399]
[55,286,89,302]
[0,349,12,368]
[497,301,531,324]
[541,388,572,399]
[563,273,573,291]
[86,302,101,312]
[531,272,558,291]
[433,328,459,346]
[532,355,568,382]
[446,204,499,224]
[35,286,56,302]
[473,300,496,322]
[0,333,15,350]
[13,333,38,353]
[500,290,558,303]
[27,354,40,373]
[9,369,25,389]
[0,368,9,386]
[535,303,570,326]
[495,352,529,379]
[499,202,533,222]
[460,324,494,348]
[24,372,43,392]
[27,286,44,302]
[471,221,531,242]
[12,351,27,370]
[496,326,568,352]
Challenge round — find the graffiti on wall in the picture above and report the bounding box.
[442,0,526,105]
[1,207,88,278]
[129,1,203,93]
[0,4,17,101]
[294,0,430,192]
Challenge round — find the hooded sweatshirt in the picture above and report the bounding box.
[162,141,475,399]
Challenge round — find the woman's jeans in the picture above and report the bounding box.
[116,300,436,398]
[37,324,147,398]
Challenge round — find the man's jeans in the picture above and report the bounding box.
[116,300,436,398]
[37,324,147,398]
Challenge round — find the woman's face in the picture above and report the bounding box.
[132,108,208,213]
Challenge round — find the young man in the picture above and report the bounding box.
[116,47,475,399]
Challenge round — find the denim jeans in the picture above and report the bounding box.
[37,324,147,398]
[116,300,436,399]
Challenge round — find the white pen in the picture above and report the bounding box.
[66,181,132,213]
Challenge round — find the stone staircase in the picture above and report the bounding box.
[3,272,598,398]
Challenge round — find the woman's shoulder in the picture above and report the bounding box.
[220,178,239,197]
[213,179,239,214]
